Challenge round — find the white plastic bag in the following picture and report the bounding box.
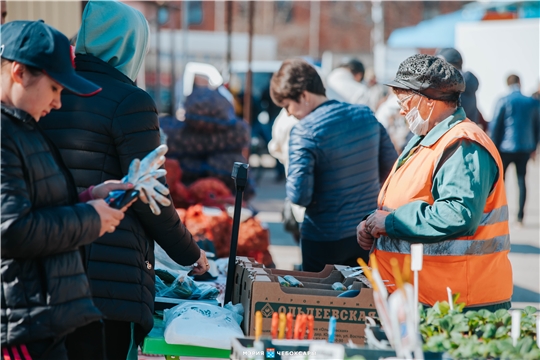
[164,302,244,349]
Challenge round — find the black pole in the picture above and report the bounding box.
[224,162,249,305]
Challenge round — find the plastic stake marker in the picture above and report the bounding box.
[447,287,454,310]
[410,243,423,331]
[307,315,315,340]
[286,313,293,339]
[402,255,411,284]
[271,312,279,339]
[369,254,388,299]
[255,311,263,341]
[390,258,404,292]
[511,310,521,346]
[328,316,337,343]
[357,258,377,291]
[278,312,286,340]
[536,315,540,348]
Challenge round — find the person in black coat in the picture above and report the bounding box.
[40,2,208,359]
[1,20,129,360]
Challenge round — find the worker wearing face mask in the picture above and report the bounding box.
[357,54,513,312]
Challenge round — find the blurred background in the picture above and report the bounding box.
[4,0,539,307]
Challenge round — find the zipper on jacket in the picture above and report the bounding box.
[144,240,152,270]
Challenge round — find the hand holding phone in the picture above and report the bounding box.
[105,189,140,209]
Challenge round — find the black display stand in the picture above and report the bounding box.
[224,162,249,305]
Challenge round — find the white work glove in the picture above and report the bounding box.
[121,145,171,215]
[138,144,168,178]
[122,145,168,185]
[135,172,171,215]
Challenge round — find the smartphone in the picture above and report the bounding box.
[105,189,140,209]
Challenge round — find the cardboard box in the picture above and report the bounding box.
[233,261,376,345]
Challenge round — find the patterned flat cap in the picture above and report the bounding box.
[386,54,465,102]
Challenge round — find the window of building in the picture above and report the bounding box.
[275,1,293,23]
[423,1,440,20]
[188,1,203,25]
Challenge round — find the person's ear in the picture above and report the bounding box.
[301,90,309,104]
[11,62,25,85]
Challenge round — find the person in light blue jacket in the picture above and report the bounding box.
[489,75,540,224]
[270,59,397,272]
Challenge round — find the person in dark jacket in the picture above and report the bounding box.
[436,48,480,125]
[1,20,129,360]
[40,2,208,359]
[489,74,540,225]
[269,59,397,272]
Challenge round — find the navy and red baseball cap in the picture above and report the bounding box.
[0,20,101,96]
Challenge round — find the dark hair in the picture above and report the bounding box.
[270,59,325,104]
[342,59,365,76]
[1,58,43,77]
[507,74,520,86]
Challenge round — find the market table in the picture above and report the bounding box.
[142,317,231,359]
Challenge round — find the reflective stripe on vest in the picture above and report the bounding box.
[376,234,510,255]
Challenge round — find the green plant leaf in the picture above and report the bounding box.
[495,308,508,319]
[451,314,465,325]
[478,309,492,319]
[517,336,534,355]
[439,317,451,332]
[502,313,512,326]
[465,310,480,320]
[495,325,509,338]
[496,338,515,353]
[523,306,537,315]
[452,322,470,333]
[483,323,497,339]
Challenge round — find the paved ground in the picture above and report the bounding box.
[252,158,540,310]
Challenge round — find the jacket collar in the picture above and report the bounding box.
[417,107,466,148]
[398,107,466,165]
[75,54,135,86]
[1,103,37,125]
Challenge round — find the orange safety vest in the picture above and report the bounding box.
[373,119,512,307]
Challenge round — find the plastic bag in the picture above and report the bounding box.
[156,273,219,300]
[164,302,244,349]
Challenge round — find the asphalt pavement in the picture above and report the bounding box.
[251,158,540,310]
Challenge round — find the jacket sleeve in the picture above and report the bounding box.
[1,137,101,259]
[384,139,499,242]
[533,98,540,150]
[489,98,505,149]
[112,90,201,266]
[378,122,398,184]
[286,123,317,207]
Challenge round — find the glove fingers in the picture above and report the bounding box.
[153,191,172,207]
[137,186,150,204]
[154,181,170,196]
[126,159,141,184]
[147,194,161,215]
[139,145,168,176]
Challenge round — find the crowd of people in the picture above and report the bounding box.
[269,53,538,314]
[1,1,539,359]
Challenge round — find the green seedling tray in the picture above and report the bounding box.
[142,317,231,358]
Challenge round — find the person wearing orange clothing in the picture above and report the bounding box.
[357,54,512,312]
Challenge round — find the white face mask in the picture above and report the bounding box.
[405,97,434,136]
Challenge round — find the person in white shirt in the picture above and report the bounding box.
[326,59,370,106]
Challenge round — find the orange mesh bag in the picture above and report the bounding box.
[188,178,234,209]
[183,205,232,258]
[238,218,274,267]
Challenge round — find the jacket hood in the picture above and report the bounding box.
[75,0,149,81]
